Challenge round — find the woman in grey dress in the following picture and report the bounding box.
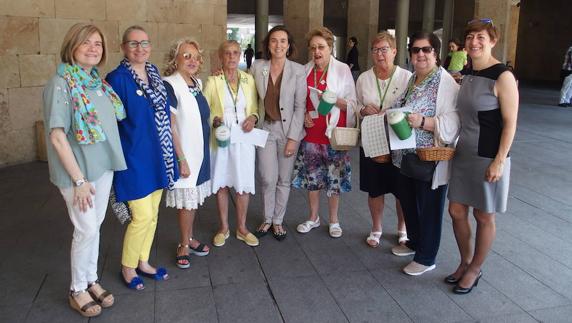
[446,19,519,294]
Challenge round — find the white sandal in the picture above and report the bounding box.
[366,231,382,248]
[297,219,320,233]
[329,223,343,238]
[398,230,409,245]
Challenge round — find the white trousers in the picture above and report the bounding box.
[560,74,572,104]
[59,171,113,292]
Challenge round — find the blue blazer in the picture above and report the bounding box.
[106,64,178,202]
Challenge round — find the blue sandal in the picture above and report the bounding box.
[120,273,145,290]
[136,267,169,281]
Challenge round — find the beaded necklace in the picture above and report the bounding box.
[224,71,241,124]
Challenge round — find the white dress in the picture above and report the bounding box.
[210,86,256,194]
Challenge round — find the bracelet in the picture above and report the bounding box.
[420,116,425,129]
[177,156,186,162]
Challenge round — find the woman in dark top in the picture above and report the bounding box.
[346,36,360,81]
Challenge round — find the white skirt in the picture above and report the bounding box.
[210,141,256,195]
[166,180,212,210]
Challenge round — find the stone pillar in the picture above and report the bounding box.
[422,0,436,33]
[347,0,379,71]
[396,0,410,67]
[474,0,515,63]
[284,0,324,64]
[255,0,269,54]
[441,0,455,62]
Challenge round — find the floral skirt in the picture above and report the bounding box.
[166,180,212,210]
[292,141,351,197]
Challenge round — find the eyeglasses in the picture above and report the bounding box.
[410,46,434,54]
[371,46,391,54]
[309,45,328,52]
[182,52,200,61]
[468,18,494,26]
[124,40,151,49]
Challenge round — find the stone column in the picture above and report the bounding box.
[441,0,455,62]
[347,0,380,71]
[255,0,269,54]
[284,0,324,64]
[474,0,515,63]
[422,0,436,33]
[396,0,410,67]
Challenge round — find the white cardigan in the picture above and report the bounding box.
[430,67,460,189]
[305,56,357,137]
[164,72,205,188]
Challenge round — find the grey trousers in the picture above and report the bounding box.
[257,120,299,224]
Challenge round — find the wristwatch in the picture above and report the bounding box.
[420,116,426,129]
[74,178,87,187]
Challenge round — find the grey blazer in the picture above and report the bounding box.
[250,59,307,141]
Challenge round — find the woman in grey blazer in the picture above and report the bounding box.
[251,25,306,240]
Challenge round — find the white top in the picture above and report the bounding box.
[356,66,412,112]
[164,72,204,189]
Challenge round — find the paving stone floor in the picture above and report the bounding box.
[1,84,571,322]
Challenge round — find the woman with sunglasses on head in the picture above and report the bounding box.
[107,26,178,290]
[44,22,125,317]
[447,19,518,294]
[292,27,357,238]
[389,32,460,276]
[356,31,411,248]
[203,40,260,248]
[163,39,212,269]
[250,26,306,241]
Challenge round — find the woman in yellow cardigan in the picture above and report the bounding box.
[203,40,260,247]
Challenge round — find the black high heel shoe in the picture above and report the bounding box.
[444,274,460,284]
[453,271,482,294]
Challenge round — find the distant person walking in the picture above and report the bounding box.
[244,43,254,70]
[560,44,572,85]
[559,73,572,107]
[346,36,360,81]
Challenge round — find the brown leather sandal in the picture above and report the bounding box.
[69,290,102,317]
[87,281,114,308]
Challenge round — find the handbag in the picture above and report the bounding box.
[400,153,436,182]
[109,186,131,225]
[328,109,360,151]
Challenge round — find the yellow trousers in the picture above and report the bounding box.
[121,189,163,268]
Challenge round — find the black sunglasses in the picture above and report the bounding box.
[410,46,434,54]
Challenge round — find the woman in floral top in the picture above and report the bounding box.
[389,32,460,277]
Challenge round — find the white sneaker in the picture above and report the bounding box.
[297,219,320,233]
[403,261,436,276]
[391,244,415,256]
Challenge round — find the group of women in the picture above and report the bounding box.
[43,18,517,317]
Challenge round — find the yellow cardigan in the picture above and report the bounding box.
[203,70,259,147]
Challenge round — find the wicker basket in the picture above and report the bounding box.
[416,147,455,161]
[372,154,391,163]
[329,110,360,151]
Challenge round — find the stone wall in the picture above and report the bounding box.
[0,0,227,167]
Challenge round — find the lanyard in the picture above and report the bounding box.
[313,63,329,88]
[375,65,396,109]
[224,71,241,124]
[402,67,437,106]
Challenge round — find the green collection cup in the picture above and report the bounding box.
[387,111,412,140]
[215,125,231,147]
[317,90,337,115]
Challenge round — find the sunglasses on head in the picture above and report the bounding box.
[124,40,151,49]
[410,46,434,54]
[468,18,494,26]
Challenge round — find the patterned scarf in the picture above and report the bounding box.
[120,59,176,189]
[57,63,125,144]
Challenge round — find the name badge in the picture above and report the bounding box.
[136,89,143,96]
[309,110,319,119]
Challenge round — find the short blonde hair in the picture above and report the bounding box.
[164,38,204,76]
[217,40,241,59]
[60,23,107,67]
[306,27,334,49]
[371,31,396,49]
[122,25,147,44]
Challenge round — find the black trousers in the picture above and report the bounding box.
[397,173,447,266]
